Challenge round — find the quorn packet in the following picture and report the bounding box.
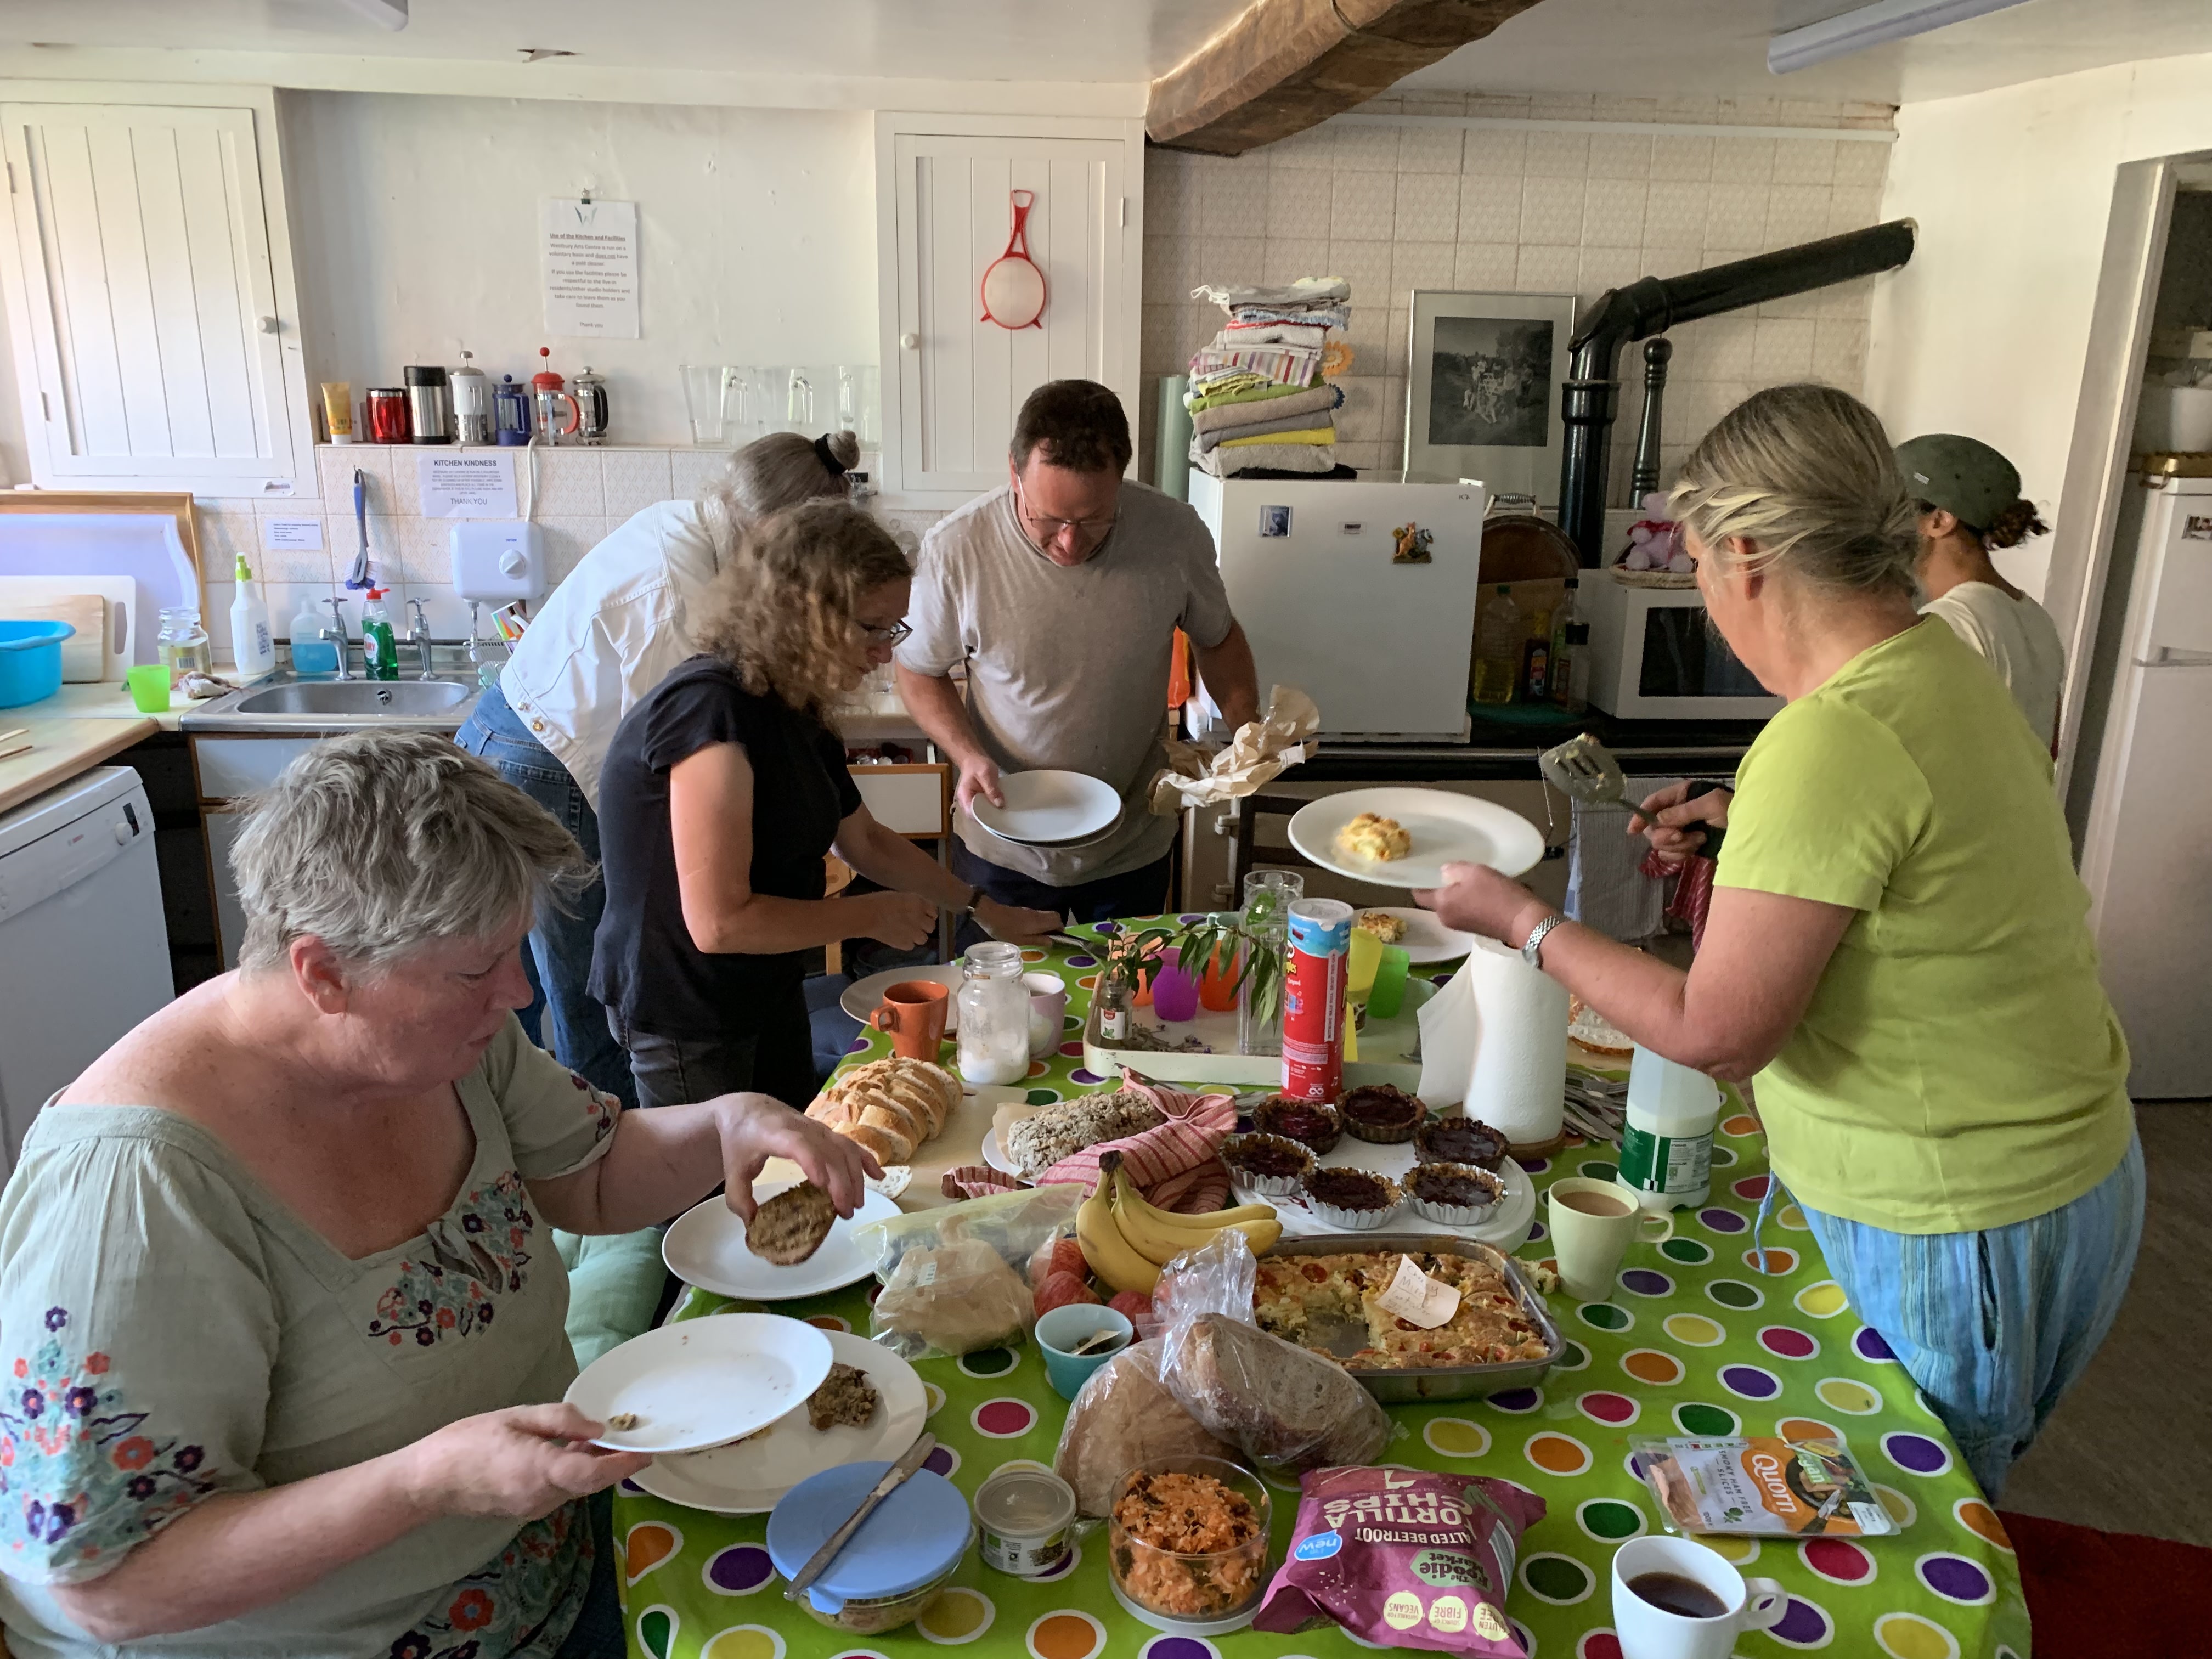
[1631,1434,1897,1538]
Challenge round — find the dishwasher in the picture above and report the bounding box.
[0,766,175,1174]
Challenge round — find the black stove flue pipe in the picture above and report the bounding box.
[1555,218,1916,566]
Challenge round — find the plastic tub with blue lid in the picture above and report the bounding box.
[764,1460,972,1634]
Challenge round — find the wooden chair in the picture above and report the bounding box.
[822,854,856,975]
[847,761,956,960]
[1227,790,1324,897]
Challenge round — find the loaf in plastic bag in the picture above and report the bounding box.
[1154,1232,1392,1474]
[855,1184,1082,1358]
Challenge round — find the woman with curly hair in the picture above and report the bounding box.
[589,501,1059,1110]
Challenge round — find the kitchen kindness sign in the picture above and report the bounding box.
[542,198,640,339]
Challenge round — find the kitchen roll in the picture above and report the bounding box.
[1416,936,1568,1147]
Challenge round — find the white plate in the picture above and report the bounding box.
[663,1178,901,1302]
[1287,788,1545,890]
[1357,907,1480,965]
[970,769,1122,845]
[840,961,964,1035]
[629,1329,928,1514]
[1251,1142,1537,1249]
[565,1313,834,1454]
[980,1125,1019,1176]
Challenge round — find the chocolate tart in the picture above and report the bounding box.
[1300,1165,1404,1231]
[1254,1096,1342,1156]
[1219,1132,1316,1198]
[1338,1084,1427,1145]
[1406,1163,1504,1227]
[1415,1115,1508,1171]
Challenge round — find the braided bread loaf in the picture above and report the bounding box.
[805,1057,963,1166]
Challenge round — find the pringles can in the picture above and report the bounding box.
[1281,898,1353,1102]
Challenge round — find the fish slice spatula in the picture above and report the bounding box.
[1539,732,1728,855]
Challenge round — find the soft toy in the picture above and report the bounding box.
[1619,491,1694,573]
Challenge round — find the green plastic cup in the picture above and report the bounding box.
[126,664,172,713]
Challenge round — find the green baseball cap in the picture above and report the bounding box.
[1894,434,2021,532]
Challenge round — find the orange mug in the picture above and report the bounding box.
[873,979,950,1060]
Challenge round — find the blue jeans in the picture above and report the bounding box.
[455,684,638,1111]
[1798,1131,2144,1501]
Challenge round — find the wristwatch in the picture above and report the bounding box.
[954,883,981,923]
[1520,912,1568,970]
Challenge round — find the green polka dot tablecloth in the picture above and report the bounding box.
[613,924,2030,1659]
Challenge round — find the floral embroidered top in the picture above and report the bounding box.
[0,1018,620,1659]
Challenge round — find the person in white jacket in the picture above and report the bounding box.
[454,431,860,1104]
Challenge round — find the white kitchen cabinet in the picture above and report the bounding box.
[876,114,1144,505]
[200,800,250,970]
[0,91,311,496]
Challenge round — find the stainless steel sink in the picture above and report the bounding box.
[232,680,471,716]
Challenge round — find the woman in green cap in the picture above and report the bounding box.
[1895,433,2064,751]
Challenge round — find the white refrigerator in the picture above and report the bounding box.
[1188,472,1488,742]
[2077,475,2212,1098]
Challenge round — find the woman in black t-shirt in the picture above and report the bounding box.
[590,501,1060,1111]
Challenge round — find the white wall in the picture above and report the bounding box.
[279,90,881,459]
[1864,52,2212,601]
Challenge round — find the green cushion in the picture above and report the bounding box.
[557,1227,670,1367]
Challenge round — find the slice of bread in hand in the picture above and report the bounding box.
[746,1181,838,1266]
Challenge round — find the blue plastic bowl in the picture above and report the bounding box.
[0,619,75,709]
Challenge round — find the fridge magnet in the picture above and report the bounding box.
[1391,522,1434,564]
[979,190,1047,330]
[1259,505,1293,538]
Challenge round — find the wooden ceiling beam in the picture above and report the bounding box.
[1146,0,1543,157]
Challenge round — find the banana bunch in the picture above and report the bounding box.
[1075,1152,1282,1296]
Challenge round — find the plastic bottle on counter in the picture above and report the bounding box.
[1472,585,1521,706]
[290,599,340,675]
[1561,622,1592,714]
[229,555,278,678]
[1618,1044,1721,1211]
[360,589,401,682]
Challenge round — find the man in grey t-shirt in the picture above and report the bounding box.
[895,380,1259,924]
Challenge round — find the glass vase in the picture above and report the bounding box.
[1235,870,1303,1057]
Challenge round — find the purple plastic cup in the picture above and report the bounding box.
[1151,962,1200,1023]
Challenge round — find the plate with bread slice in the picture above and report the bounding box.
[664,1177,902,1301]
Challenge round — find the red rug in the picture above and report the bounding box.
[2001,1510,2212,1657]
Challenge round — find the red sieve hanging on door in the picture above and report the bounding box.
[979,190,1047,330]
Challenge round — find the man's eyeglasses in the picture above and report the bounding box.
[861,619,913,647]
[1014,481,1120,542]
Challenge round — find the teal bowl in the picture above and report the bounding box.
[0,619,75,708]
[1034,1304,1135,1401]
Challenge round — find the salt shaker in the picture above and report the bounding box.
[957,941,1031,1086]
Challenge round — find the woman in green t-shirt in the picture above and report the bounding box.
[1418,385,2141,1500]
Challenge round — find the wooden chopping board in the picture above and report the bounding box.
[8,594,105,682]
[0,577,136,680]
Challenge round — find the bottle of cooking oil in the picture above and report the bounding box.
[1471,585,1521,706]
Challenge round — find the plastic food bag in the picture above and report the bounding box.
[1255,1465,1544,1656]
[856,1184,1082,1359]
[1154,1233,1392,1474]
[1631,1435,1897,1537]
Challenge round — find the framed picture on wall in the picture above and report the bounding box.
[1405,291,1576,504]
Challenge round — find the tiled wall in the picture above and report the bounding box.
[1138,91,1894,503]
[190,444,944,658]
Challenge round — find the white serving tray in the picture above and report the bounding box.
[1080,978,1434,1089]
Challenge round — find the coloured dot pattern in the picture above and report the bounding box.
[612,927,2030,1659]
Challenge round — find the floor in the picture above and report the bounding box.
[2000,1100,2212,1545]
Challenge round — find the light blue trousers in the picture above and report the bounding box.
[1792,1132,2145,1502]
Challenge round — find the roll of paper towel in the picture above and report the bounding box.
[1417,936,1568,1147]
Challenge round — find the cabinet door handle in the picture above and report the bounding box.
[899,332,919,351]
[257,315,279,335]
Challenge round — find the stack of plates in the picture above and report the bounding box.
[969,769,1122,848]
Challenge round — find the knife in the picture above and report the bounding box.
[783,1432,937,1605]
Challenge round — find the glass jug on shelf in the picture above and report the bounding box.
[957,941,1031,1086]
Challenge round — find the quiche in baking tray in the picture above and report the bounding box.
[1254,1250,1550,1369]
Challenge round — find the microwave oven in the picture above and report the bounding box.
[1579,568,1783,719]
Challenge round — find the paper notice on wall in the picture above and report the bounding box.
[417,452,518,519]
[262,517,323,552]
[541,198,640,339]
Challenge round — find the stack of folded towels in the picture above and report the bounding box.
[1186,277,1352,478]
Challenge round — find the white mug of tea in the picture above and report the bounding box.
[1610,1536,1786,1659]
[1547,1176,1674,1302]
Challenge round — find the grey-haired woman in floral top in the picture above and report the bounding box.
[0,731,876,1659]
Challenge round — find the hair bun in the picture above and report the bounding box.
[824,429,861,470]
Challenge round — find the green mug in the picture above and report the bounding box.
[125,664,172,713]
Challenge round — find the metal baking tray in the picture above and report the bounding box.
[1256,1234,1562,1404]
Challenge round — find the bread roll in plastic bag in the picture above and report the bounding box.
[855,1185,1082,1358]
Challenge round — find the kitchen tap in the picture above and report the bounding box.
[320,597,353,681]
[406,598,436,680]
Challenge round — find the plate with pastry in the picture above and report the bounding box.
[1288,787,1544,889]
[664,1176,901,1301]
[628,1329,928,1513]
[1352,906,1480,965]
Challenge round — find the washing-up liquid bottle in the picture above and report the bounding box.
[229,555,278,678]
[289,597,340,675]
[360,589,400,681]
[1618,1043,1722,1212]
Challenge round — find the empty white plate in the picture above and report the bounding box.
[663,1178,901,1302]
[566,1313,834,1454]
[839,962,965,1035]
[1288,787,1545,890]
[970,770,1122,845]
[1357,907,1481,965]
[629,1329,928,1514]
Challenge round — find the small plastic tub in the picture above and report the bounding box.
[973,1465,1077,1578]
[0,619,74,709]
[1108,1455,1272,1634]
[765,1460,973,1635]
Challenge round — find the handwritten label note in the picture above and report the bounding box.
[416,452,517,519]
[1374,1254,1460,1330]
[542,198,640,339]
[262,517,323,552]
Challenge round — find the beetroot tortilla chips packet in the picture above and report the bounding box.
[1254,1465,1545,1656]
